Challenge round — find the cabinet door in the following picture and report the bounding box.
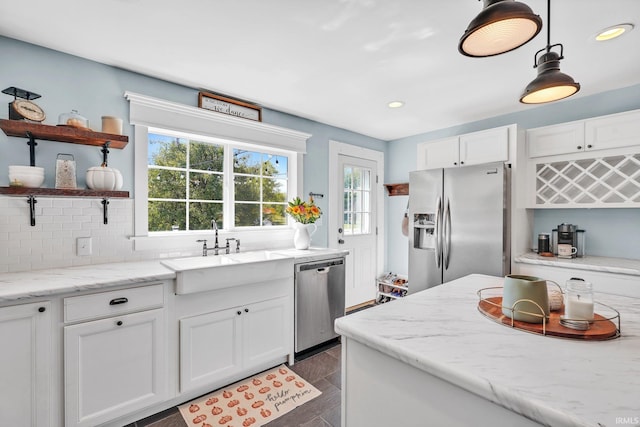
[65,308,167,427]
[417,137,459,170]
[585,110,640,152]
[527,122,585,157]
[0,302,51,427]
[459,126,509,166]
[179,307,242,392]
[242,297,291,368]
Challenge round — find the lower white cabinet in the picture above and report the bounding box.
[180,296,290,392]
[0,301,51,427]
[64,285,167,427]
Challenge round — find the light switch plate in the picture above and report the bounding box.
[77,237,92,256]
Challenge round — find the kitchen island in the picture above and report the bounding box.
[335,274,640,427]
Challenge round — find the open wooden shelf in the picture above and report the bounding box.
[384,183,409,196]
[0,186,129,198]
[0,119,128,149]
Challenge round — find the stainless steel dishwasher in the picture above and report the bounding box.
[295,257,345,353]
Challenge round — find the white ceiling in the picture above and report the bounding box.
[1,0,639,141]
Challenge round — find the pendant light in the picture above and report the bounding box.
[520,0,580,104]
[459,0,542,57]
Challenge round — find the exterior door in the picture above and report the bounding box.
[337,155,378,308]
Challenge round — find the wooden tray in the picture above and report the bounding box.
[478,297,619,340]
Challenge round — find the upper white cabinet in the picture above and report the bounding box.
[527,109,640,158]
[527,122,585,157]
[0,301,51,427]
[585,109,640,151]
[417,126,509,170]
[525,109,640,208]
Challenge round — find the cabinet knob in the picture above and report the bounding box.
[453,162,457,165]
[38,306,46,313]
[237,311,242,315]
[577,145,582,150]
[244,308,249,313]
[116,320,123,326]
[460,161,464,165]
[587,144,593,149]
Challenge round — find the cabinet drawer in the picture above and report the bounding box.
[64,284,164,323]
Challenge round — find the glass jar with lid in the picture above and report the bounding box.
[564,279,594,321]
[58,110,88,128]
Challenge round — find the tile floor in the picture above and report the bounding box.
[132,341,342,427]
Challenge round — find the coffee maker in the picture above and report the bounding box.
[552,223,586,258]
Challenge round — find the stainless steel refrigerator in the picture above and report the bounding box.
[409,162,510,293]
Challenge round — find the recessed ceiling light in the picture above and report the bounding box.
[595,23,634,41]
[388,101,404,108]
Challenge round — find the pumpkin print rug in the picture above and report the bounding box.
[178,365,322,427]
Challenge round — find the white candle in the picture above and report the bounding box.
[564,295,594,321]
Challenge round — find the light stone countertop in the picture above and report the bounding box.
[335,274,640,427]
[0,248,348,302]
[515,253,640,277]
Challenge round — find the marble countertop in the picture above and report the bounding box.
[335,274,640,427]
[515,253,640,277]
[0,248,348,302]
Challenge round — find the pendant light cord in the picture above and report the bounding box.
[545,0,551,53]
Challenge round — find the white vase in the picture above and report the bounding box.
[293,222,317,250]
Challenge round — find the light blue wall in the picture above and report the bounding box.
[386,85,640,273]
[0,36,386,249]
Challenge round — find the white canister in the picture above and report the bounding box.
[101,116,123,135]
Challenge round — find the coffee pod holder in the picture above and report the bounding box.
[477,286,621,340]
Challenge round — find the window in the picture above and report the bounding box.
[233,149,288,227]
[343,165,372,235]
[147,130,291,232]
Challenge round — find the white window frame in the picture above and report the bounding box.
[126,92,310,252]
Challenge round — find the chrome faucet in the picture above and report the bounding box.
[225,238,240,254]
[196,220,221,257]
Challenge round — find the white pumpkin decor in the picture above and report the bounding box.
[113,168,123,190]
[86,165,117,191]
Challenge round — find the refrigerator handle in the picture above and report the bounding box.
[444,198,451,270]
[434,196,442,268]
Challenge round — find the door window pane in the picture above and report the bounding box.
[343,165,372,235]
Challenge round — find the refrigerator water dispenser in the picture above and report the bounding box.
[413,213,436,249]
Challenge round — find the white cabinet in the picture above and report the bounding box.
[0,301,51,427]
[527,109,640,158]
[527,122,585,157]
[585,109,640,152]
[179,296,290,392]
[64,285,167,427]
[417,126,509,170]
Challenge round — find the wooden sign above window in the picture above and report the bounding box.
[198,92,262,122]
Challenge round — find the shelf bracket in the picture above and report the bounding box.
[26,131,37,167]
[101,141,111,166]
[27,195,37,226]
[101,198,109,224]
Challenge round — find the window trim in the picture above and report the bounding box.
[126,92,310,251]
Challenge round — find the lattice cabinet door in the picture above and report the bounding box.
[532,153,640,207]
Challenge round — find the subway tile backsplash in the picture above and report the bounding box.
[0,196,191,273]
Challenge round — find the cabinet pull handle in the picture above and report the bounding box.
[109,297,128,305]
[244,308,249,313]
[38,306,46,313]
[237,311,242,315]
[116,320,123,326]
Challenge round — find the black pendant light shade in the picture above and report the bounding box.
[459,0,542,57]
[520,49,580,104]
[520,0,580,104]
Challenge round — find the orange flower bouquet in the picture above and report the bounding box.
[286,196,321,224]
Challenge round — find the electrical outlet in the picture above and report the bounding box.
[77,237,92,256]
